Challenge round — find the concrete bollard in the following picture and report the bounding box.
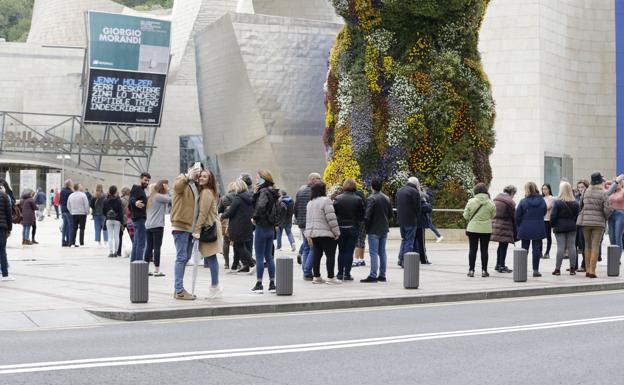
[130,260,149,303]
[608,245,621,277]
[276,257,293,296]
[403,252,420,289]
[513,248,528,282]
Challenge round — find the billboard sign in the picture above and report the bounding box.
[87,11,171,74]
[84,69,167,125]
[83,11,171,126]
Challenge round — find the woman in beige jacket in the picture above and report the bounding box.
[304,182,341,284]
[193,169,223,298]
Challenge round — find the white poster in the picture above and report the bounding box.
[19,169,37,196]
[46,173,62,209]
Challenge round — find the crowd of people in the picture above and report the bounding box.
[0,164,621,297]
[462,172,619,278]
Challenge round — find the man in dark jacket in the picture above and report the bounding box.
[396,177,422,267]
[334,178,365,280]
[295,172,321,279]
[60,179,74,247]
[129,172,151,262]
[361,177,393,282]
[277,190,296,251]
[0,188,13,281]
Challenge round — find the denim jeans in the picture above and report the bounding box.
[300,227,314,277]
[337,225,359,277]
[131,218,146,262]
[61,209,72,246]
[106,220,121,255]
[173,231,193,294]
[368,234,387,279]
[398,225,417,262]
[277,223,295,249]
[608,209,624,250]
[93,214,108,242]
[22,224,31,241]
[254,225,275,280]
[203,255,219,286]
[0,229,7,276]
[521,239,543,271]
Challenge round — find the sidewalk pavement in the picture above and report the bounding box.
[1,216,623,330]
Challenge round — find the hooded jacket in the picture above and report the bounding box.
[221,191,254,242]
[463,193,496,234]
[491,193,517,243]
[516,194,547,240]
[279,195,295,226]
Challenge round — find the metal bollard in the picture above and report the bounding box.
[608,245,621,277]
[276,257,293,296]
[513,248,528,282]
[403,252,420,289]
[130,260,149,303]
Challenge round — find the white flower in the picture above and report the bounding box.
[365,29,395,54]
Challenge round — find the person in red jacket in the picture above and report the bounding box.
[53,189,60,219]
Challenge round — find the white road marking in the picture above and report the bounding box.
[2,314,624,375]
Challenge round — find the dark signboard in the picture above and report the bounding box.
[83,68,167,126]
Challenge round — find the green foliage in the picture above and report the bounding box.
[0,0,172,42]
[325,0,496,216]
[0,0,34,41]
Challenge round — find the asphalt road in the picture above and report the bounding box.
[2,291,624,384]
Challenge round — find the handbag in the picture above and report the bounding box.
[199,222,218,243]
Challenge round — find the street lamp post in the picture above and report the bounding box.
[117,158,130,187]
[56,155,71,183]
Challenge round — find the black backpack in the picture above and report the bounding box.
[267,192,286,226]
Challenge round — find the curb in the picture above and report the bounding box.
[87,281,624,322]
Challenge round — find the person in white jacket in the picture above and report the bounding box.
[67,184,90,247]
[304,182,341,285]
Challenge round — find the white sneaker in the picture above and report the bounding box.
[207,285,223,299]
[436,236,444,243]
[312,277,326,284]
[1,276,15,282]
[291,244,297,252]
[326,278,341,285]
[186,260,195,266]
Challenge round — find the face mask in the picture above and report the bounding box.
[257,177,266,186]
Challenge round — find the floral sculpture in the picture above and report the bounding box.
[324,0,495,202]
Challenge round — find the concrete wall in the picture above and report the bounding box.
[194,12,342,194]
[480,0,615,196]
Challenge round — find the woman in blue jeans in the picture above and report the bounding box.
[516,182,547,277]
[91,184,108,246]
[251,170,280,294]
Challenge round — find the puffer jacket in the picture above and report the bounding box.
[221,191,254,242]
[516,194,547,240]
[491,193,516,243]
[253,184,280,228]
[577,185,612,228]
[294,185,312,228]
[0,192,12,232]
[463,193,496,234]
[304,196,340,239]
[550,199,580,233]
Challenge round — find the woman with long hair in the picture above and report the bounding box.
[193,170,223,298]
[103,185,124,258]
[91,184,108,246]
[145,179,171,276]
[550,181,580,275]
[516,182,547,277]
[305,182,341,284]
[218,182,238,270]
[541,183,554,259]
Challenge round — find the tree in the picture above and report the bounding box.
[0,0,34,42]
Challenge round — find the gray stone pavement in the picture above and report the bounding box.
[0,216,622,329]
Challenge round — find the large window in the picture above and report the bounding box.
[179,136,206,173]
[544,155,573,196]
